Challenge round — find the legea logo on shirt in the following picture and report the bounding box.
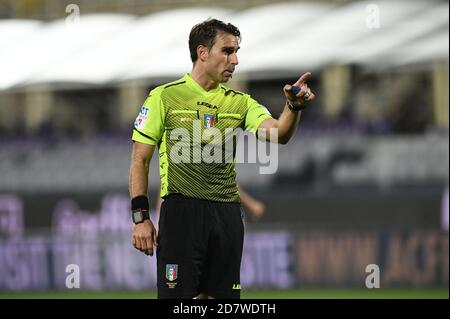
[197,101,218,110]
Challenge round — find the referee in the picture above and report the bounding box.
[129,18,315,299]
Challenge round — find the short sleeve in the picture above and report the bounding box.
[132,87,165,145]
[244,95,273,134]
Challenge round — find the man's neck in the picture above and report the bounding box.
[190,67,219,91]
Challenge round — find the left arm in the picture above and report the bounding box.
[258,72,315,144]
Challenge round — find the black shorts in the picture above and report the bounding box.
[156,194,244,299]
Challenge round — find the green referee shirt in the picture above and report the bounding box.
[132,73,273,202]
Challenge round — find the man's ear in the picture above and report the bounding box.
[197,45,209,62]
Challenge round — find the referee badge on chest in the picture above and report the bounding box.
[203,113,215,128]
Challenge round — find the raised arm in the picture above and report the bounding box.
[258,72,315,144]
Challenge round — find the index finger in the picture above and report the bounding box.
[295,72,311,86]
[153,228,158,246]
[145,235,154,256]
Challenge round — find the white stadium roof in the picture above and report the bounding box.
[0,0,447,90]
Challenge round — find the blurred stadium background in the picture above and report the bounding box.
[0,0,448,299]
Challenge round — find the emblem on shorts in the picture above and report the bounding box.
[203,114,215,128]
[166,264,178,288]
[166,264,178,281]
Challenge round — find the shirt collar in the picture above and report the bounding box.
[183,73,222,95]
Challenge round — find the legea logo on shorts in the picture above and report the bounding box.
[166,264,178,288]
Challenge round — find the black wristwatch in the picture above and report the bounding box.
[287,100,307,112]
[132,209,150,224]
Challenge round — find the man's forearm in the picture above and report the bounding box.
[276,103,302,144]
[129,161,149,199]
[129,142,154,199]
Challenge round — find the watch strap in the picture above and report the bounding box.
[287,100,307,112]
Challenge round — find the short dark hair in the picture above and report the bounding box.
[189,18,241,63]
